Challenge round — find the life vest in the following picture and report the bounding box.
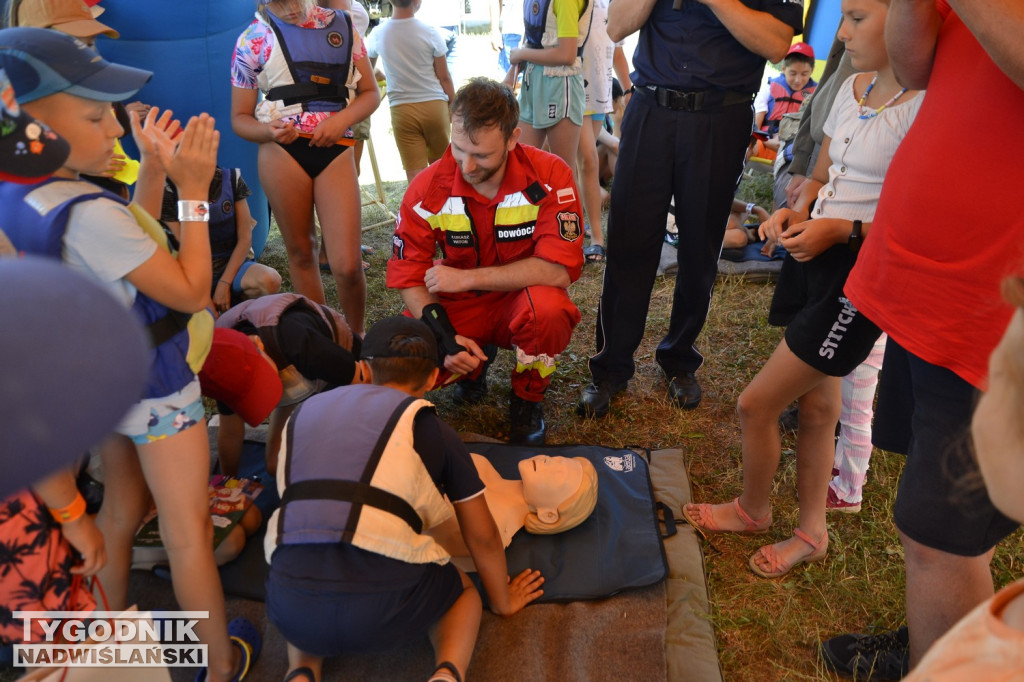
[265,384,453,565]
[0,178,214,399]
[208,168,238,260]
[263,9,353,114]
[522,0,592,64]
[764,77,815,134]
[216,293,353,406]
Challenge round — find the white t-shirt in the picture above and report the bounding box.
[500,0,524,34]
[583,0,613,115]
[25,181,157,308]
[812,74,924,223]
[349,0,370,37]
[366,17,449,106]
[753,77,772,115]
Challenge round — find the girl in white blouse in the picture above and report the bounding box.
[683,0,922,578]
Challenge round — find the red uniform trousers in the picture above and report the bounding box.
[432,286,580,402]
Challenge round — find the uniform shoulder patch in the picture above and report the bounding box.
[557,211,581,242]
[392,235,405,260]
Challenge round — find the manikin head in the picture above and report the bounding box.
[519,456,598,534]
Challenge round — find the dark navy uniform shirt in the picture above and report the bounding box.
[631,0,804,93]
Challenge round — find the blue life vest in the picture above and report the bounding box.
[523,0,589,56]
[267,384,453,565]
[208,168,238,260]
[264,10,353,113]
[0,178,209,399]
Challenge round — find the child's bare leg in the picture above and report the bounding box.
[259,142,323,303]
[94,434,152,610]
[285,642,323,682]
[517,120,544,149]
[577,116,605,247]
[138,422,238,682]
[543,117,581,176]
[685,340,830,530]
[266,404,298,477]
[240,263,282,299]
[217,413,246,476]
[428,568,481,682]
[316,150,366,334]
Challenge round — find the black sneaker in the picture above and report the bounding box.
[667,372,702,410]
[452,345,496,405]
[820,626,910,681]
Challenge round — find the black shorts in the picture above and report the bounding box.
[770,246,882,377]
[874,339,1019,556]
[277,139,350,179]
[266,552,464,656]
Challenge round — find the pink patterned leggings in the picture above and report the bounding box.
[830,334,887,503]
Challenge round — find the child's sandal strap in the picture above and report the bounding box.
[430,661,463,682]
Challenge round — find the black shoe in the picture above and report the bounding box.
[667,372,702,410]
[820,626,910,681]
[576,380,627,418]
[452,345,496,405]
[509,395,546,446]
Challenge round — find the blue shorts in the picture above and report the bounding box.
[519,64,584,129]
[266,554,464,656]
[874,339,1019,556]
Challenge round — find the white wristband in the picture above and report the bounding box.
[177,200,210,223]
[746,202,756,214]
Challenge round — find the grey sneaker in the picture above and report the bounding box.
[820,626,909,681]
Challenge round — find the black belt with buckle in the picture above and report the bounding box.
[643,85,752,112]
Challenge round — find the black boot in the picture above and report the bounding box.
[452,344,497,405]
[509,395,546,446]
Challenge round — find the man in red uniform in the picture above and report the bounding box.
[386,77,584,446]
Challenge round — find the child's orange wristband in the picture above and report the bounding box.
[48,493,87,524]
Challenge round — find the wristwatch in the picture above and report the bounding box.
[848,220,863,253]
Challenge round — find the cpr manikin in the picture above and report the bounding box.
[429,454,599,566]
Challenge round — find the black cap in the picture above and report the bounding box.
[361,315,438,363]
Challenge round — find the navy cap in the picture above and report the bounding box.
[0,27,151,104]
[0,256,149,496]
[361,316,438,363]
[0,67,70,183]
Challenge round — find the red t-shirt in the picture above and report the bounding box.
[845,2,1024,389]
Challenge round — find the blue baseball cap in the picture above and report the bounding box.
[0,27,151,104]
[0,67,70,183]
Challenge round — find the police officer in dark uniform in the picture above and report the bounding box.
[577,0,805,418]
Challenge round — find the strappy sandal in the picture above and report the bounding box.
[428,660,463,682]
[682,497,771,534]
[583,243,606,264]
[748,528,828,579]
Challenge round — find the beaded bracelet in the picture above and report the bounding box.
[48,492,87,524]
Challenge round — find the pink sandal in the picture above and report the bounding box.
[682,497,772,535]
[748,528,828,578]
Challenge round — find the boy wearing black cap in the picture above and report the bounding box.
[265,315,544,682]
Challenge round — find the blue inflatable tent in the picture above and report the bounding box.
[97,1,270,256]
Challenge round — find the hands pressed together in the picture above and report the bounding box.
[132,107,220,198]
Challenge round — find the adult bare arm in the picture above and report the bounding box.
[697,0,793,62]
[424,257,571,294]
[885,0,942,89]
[607,0,657,43]
[946,0,1024,89]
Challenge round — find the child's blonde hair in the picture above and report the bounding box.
[524,457,599,535]
[257,0,316,23]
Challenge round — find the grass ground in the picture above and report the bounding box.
[270,172,1024,681]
